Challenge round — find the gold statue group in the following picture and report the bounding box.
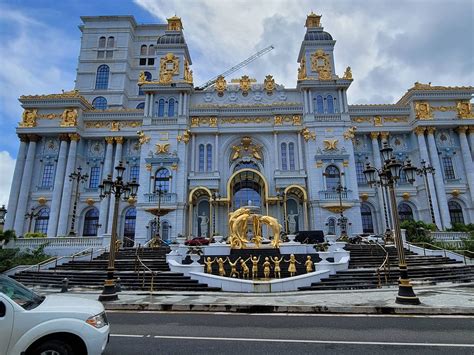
[204,254,315,279]
[228,207,282,249]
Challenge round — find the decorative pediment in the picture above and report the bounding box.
[231,136,263,161]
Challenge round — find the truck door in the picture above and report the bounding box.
[0,294,15,355]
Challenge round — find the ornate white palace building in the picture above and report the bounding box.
[5,13,474,245]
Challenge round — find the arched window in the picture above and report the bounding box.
[106,36,114,48]
[89,166,101,189]
[140,45,148,56]
[148,45,154,55]
[162,221,170,241]
[288,142,295,170]
[83,208,99,236]
[361,203,374,233]
[398,203,414,222]
[154,168,170,193]
[281,143,288,170]
[327,218,336,235]
[198,144,205,172]
[316,95,324,113]
[157,99,165,117]
[448,201,464,224]
[325,165,341,190]
[41,163,54,188]
[124,208,137,245]
[327,95,334,113]
[34,208,50,234]
[168,98,175,117]
[98,36,106,48]
[356,161,366,184]
[206,144,212,171]
[136,102,145,109]
[234,161,260,172]
[442,156,456,180]
[92,96,108,110]
[95,65,109,90]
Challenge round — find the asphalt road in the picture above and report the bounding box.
[104,312,474,355]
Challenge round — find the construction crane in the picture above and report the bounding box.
[197,45,274,90]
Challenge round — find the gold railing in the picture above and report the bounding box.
[134,245,157,292]
[410,242,473,265]
[376,242,391,288]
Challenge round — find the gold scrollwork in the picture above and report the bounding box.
[343,126,357,140]
[155,143,170,154]
[292,115,302,126]
[221,117,271,124]
[414,101,433,120]
[159,52,179,84]
[215,75,227,95]
[137,131,151,146]
[352,117,372,123]
[263,75,275,94]
[311,49,332,80]
[20,109,38,127]
[301,128,316,142]
[177,129,191,144]
[374,116,383,126]
[457,101,474,119]
[60,109,78,127]
[239,75,252,93]
[184,59,193,83]
[298,57,307,80]
[323,139,338,150]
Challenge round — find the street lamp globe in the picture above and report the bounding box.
[115,161,126,179]
[363,163,377,186]
[129,179,139,197]
[387,159,402,180]
[403,160,417,184]
[103,175,113,195]
[0,205,7,222]
[380,143,393,162]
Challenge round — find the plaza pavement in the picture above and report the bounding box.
[33,282,474,315]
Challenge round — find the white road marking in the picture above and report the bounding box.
[110,334,144,338]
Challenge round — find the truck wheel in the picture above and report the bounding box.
[31,339,75,355]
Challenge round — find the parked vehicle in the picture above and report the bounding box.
[0,274,109,355]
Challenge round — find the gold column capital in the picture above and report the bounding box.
[27,134,41,142]
[456,126,469,134]
[379,131,389,140]
[105,136,115,144]
[18,133,29,142]
[69,133,81,141]
[413,127,426,136]
[426,126,436,135]
[58,133,70,141]
[369,132,379,140]
[114,136,124,144]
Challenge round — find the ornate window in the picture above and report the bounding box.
[326,94,334,113]
[83,208,99,236]
[89,166,101,189]
[157,99,165,117]
[98,36,106,48]
[356,161,366,184]
[34,208,50,234]
[129,165,140,182]
[288,142,295,170]
[154,168,170,193]
[398,203,414,221]
[95,65,109,90]
[162,221,170,241]
[124,208,137,245]
[327,217,336,235]
[106,36,114,48]
[41,164,54,188]
[361,203,374,233]
[198,144,205,172]
[140,45,148,56]
[325,165,341,190]
[136,102,145,109]
[442,156,456,180]
[316,95,324,113]
[92,96,107,110]
[168,98,175,117]
[448,201,464,224]
[206,144,212,171]
[281,143,288,170]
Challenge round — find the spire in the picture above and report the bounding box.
[167,15,183,31]
[305,11,322,28]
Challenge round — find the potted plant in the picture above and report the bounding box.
[176,234,186,245]
[186,246,203,264]
[212,233,223,244]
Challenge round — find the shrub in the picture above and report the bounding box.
[0,230,17,244]
[447,223,474,232]
[400,220,435,244]
[0,246,51,273]
[24,232,47,238]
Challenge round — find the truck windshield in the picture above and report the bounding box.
[0,275,44,310]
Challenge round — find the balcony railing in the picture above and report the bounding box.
[144,193,177,204]
[319,190,350,200]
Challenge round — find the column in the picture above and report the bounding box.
[178,92,183,116]
[191,133,196,173]
[469,127,474,159]
[214,134,219,171]
[98,137,115,235]
[47,135,69,237]
[457,126,474,202]
[337,90,343,113]
[148,94,154,117]
[303,90,308,114]
[57,134,80,236]
[273,132,279,170]
[297,132,304,170]
[414,127,442,228]
[308,90,313,113]
[4,135,28,230]
[14,135,41,235]
[426,127,451,229]
[107,137,124,234]
[370,132,387,231]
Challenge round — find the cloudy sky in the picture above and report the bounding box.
[0,0,472,205]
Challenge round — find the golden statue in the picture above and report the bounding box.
[227,257,241,278]
[240,258,250,279]
[272,256,283,278]
[263,257,272,279]
[204,257,215,274]
[251,215,263,248]
[20,109,38,128]
[184,59,193,83]
[297,57,307,80]
[258,215,281,248]
[305,256,314,273]
[60,108,78,127]
[215,75,227,94]
[216,257,226,277]
[228,208,251,249]
[343,126,357,140]
[177,129,191,143]
[301,128,316,141]
[251,256,260,279]
[137,131,151,146]
[138,71,147,84]
[415,101,433,120]
[343,66,353,80]
[239,75,251,93]
[285,254,300,277]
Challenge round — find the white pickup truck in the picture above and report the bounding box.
[0,274,109,355]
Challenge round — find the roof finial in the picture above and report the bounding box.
[305,11,322,28]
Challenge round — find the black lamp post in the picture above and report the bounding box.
[98,161,139,302]
[417,159,436,226]
[25,207,39,233]
[68,167,89,236]
[0,205,7,232]
[153,176,171,241]
[334,183,348,237]
[364,143,420,305]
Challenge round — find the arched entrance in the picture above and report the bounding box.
[283,185,309,232]
[226,169,269,212]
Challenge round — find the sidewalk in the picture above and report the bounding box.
[35,282,474,315]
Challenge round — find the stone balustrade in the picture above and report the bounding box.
[430,231,470,241]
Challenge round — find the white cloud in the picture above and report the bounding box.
[0,151,15,206]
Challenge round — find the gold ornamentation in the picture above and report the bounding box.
[380,132,389,140]
[155,143,170,154]
[105,137,115,144]
[323,205,351,213]
[263,75,276,94]
[301,128,316,141]
[231,136,263,161]
[413,127,426,136]
[191,117,200,127]
[311,49,332,80]
[323,139,338,151]
[167,15,183,31]
[20,109,38,127]
[146,164,152,171]
[171,162,178,171]
[215,75,227,95]
[239,75,252,93]
[316,160,323,168]
[114,136,124,144]
[352,117,372,123]
[137,131,150,146]
[177,129,191,143]
[86,198,95,206]
[60,109,78,127]
[298,57,307,80]
[402,192,410,201]
[343,66,353,80]
[159,52,179,84]
[37,113,61,119]
[414,101,433,120]
[451,189,460,197]
[184,59,193,83]
[274,116,282,125]
[128,197,137,205]
[111,121,120,132]
[384,116,409,123]
[426,126,436,135]
[292,115,302,126]
[374,116,383,126]
[343,126,357,140]
[69,133,80,141]
[138,71,147,84]
[305,11,321,28]
[343,160,349,167]
[84,120,142,129]
[37,197,47,205]
[360,193,369,202]
[370,132,380,139]
[457,101,473,119]
[221,116,272,124]
[209,117,218,127]
[431,105,456,112]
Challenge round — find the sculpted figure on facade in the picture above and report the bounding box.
[263,75,275,94]
[215,75,227,95]
[20,109,38,128]
[457,101,473,119]
[343,66,353,80]
[297,57,307,80]
[60,108,78,127]
[415,101,433,120]
[184,59,193,83]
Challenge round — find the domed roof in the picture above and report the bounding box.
[304,30,333,41]
[157,33,185,45]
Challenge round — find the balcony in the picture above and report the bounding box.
[143,193,177,204]
[319,190,352,201]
